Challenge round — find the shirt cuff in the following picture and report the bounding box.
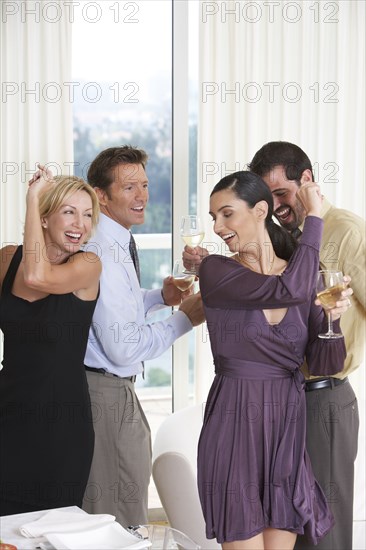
[172,310,194,335]
[144,287,166,312]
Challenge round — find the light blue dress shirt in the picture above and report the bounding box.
[84,214,193,377]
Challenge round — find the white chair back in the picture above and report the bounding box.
[152,404,220,550]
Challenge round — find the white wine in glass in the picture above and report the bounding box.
[172,259,195,292]
[181,215,204,247]
[181,215,204,273]
[316,270,345,339]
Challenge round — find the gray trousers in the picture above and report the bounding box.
[295,379,359,550]
[82,371,152,527]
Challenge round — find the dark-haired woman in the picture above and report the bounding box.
[196,171,349,550]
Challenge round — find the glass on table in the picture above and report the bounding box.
[130,524,201,549]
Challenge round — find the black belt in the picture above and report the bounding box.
[305,376,348,392]
[85,366,136,383]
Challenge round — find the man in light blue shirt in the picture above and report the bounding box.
[82,146,204,526]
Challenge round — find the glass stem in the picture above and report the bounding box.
[328,311,333,334]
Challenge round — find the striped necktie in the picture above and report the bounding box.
[129,233,141,283]
[129,232,144,377]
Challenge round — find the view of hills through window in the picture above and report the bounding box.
[73,72,172,235]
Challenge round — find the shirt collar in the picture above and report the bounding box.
[298,195,332,231]
[98,213,131,245]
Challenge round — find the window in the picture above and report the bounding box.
[72,0,198,511]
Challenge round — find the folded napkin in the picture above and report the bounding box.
[45,522,151,550]
[20,510,115,538]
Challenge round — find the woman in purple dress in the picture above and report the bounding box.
[197,171,349,549]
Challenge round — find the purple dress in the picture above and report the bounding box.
[197,217,346,544]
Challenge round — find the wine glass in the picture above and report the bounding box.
[181,215,204,274]
[172,259,195,292]
[180,215,204,248]
[316,270,345,339]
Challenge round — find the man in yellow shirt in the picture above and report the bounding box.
[248,141,365,550]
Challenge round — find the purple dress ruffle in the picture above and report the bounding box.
[198,217,346,544]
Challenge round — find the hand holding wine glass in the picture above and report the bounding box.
[316,270,346,339]
[172,259,195,292]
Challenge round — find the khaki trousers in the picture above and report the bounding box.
[82,370,152,527]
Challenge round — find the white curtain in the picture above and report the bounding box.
[195,0,365,533]
[0,0,73,246]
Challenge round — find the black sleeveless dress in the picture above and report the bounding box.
[0,246,97,515]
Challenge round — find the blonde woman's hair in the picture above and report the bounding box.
[38,175,100,229]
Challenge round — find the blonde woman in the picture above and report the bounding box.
[0,167,101,515]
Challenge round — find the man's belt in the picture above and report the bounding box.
[305,376,348,392]
[85,366,136,383]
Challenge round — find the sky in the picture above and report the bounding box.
[72,0,192,83]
